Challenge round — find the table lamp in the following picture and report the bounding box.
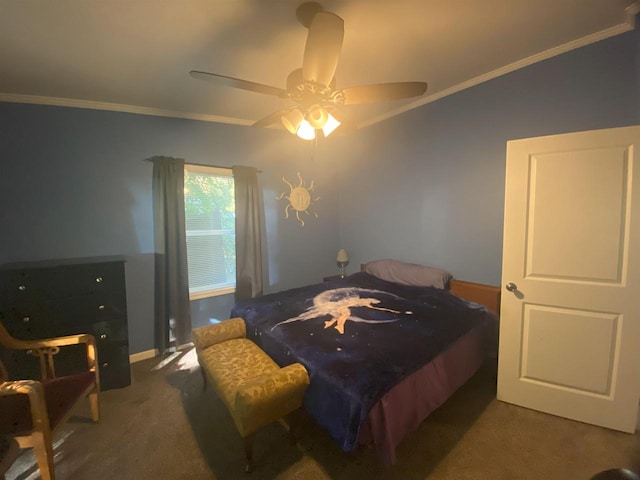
[336,249,349,278]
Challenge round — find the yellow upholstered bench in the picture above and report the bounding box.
[192,317,309,472]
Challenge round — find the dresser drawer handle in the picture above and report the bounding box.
[98,305,105,310]
[100,334,107,340]
[96,277,103,283]
[22,316,30,323]
[18,285,26,291]
[102,362,109,368]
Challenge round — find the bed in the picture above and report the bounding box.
[230,259,500,465]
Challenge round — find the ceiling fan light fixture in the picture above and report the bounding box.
[281,109,304,134]
[307,104,329,129]
[322,112,341,137]
[297,119,316,140]
[190,7,428,140]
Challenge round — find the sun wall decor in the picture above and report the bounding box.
[276,172,319,227]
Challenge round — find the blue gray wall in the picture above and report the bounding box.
[0,105,341,353]
[0,23,638,353]
[331,26,640,285]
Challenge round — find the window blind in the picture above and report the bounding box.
[184,166,235,298]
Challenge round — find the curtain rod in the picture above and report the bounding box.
[143,158,261,173]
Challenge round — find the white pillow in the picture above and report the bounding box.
[365,259,453,289]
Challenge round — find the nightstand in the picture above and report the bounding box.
[323,275,343,282]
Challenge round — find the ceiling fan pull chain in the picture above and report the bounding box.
[311,136,318,162]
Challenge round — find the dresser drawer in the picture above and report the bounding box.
[97,344,131,390]
[0,269,55,304]
[0,262,126,302]
[93,319,128,345]
[42,292,127,330]
[0,295,127,339]
[52,262,126,297]
[0,304,57,339]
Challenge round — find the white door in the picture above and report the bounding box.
[497,125,640,433]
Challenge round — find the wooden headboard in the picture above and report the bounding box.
[449,279,501,315]
[360,263,501,315]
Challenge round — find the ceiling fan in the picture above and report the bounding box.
[189,2,428,140]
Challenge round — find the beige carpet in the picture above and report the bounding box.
[5,348,639,480]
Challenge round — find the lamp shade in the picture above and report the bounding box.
[336,249,348,263]
[281,109,304,135]
[322,112,341,137]
[296,119,316,140]
[307,104,329,129]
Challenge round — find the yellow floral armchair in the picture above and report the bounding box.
[192,317,309,472]
[0,321,100,480]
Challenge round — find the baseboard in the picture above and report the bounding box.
[129,349,158,363]
[129,342,193,364]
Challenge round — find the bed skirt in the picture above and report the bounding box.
[359,324,490,465]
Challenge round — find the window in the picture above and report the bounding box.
[184,165,235,300]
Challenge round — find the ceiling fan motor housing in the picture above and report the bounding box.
[189,6,427,138]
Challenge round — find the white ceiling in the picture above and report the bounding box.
[0,0,637,131]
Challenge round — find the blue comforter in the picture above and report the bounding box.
[231,272,492,452]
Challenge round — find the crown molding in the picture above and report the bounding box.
[360,11,638,128]
[0,93,254,126]
[626,1,640,19]
[1,3,638,131]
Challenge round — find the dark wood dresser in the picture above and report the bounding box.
[0,257,131,390]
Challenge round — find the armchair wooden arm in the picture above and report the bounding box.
[0,320,100,480]
[0,322,98,382]
[1,330,95,350]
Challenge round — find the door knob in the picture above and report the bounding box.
[505,282,518,292]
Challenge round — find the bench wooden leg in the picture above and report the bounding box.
[278,414,300,446]
[288,415,298,445]
[243,433,255,474]
[199,366,207,391]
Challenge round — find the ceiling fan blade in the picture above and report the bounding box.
[340,82,428,105]
[189,70,288,98]
[302,11,344,87]
[252,106,297,129]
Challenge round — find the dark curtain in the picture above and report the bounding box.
[151,156,191,352]
[232,165,263,300]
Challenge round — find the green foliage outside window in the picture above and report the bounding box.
[184,174,233,221]
[184,171,236,291]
